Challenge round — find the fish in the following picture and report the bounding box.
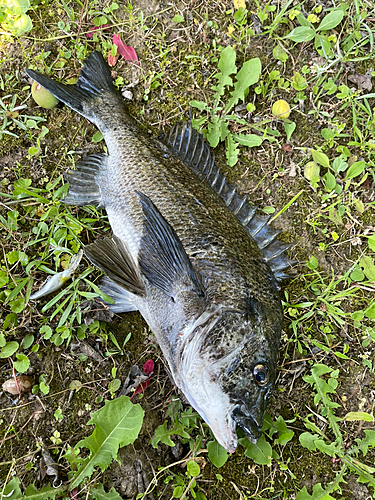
[25,52,294,453]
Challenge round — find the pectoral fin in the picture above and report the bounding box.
[137,192,204,300]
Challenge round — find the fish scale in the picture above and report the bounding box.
[26,51,293,453]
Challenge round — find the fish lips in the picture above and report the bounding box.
[232,404,264,444]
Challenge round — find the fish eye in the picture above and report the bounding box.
[253,364,269,385]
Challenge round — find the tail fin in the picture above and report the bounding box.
[25,51,123,121]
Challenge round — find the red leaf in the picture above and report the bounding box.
[130,375,152,398]
[86,24,111,39]
[113,33,139,64]
[143,359,154,375]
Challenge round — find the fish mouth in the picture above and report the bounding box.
[232,406,262,444]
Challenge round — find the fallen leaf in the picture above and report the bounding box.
[113,33,139,64]
[234,0,246,8]
[86,24,111,39]
[143,359,154,374]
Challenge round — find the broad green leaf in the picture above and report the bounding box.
[311,149,330,168]
[304,162,320,184]
[206,120,222,148]
[152,421,176,447]
[323,171,336,191]
[367,235,375,251]
[360,256,375,281]
[273,415,294,445]
[345,412,374,422]
[273,44,288,62]
[13,353,30,373]
[226,134,240,166]
[354,430,375,455]
[189,100,207,110]
[239,434,272,465]
[24,482,60,499]
[296,483,336,500]
[0,341,19,358]
[212,46,237,97]
[345,160,366,179]
[207,440,228,468]
[365,302,375,319]
[285,26,316,42]
[90,483,123,500]
[317,10,344,31]
[187,460,200,477]
[69,396,144,489]
[217,45,237,80]
[6,250,29,266]
[299,432,320,451]
[0,269,9,287]
[226,57,261,111]
[232,133,263,147]
[10,297,25,313]
[92,131,103,143]
[2,477,22,499]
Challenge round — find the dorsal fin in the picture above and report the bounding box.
[161,122,295,282]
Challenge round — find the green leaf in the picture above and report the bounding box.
[226,134,240,166]
[296,483,336,500]
[311,149,330,168]
[239,434,272,465]
[226,57,261,111]
[189,100,207,110]
[345,161,366,179]
[354,430,375,455]
[90,483,123,500]
[323,171,336,191]
[2,477,22,499]
[232,133,263,147]
[367,235,375,252]
[10,297,25,313]
[359,256,375,281]
[364,302,375,319]
[172,14,184,23]
[14,353,30,373]
[92,131,103,143]
[6,250,29,266]
[151,420,189,448]
[69,396,144,489]
[317,10,344,31]
[207,440,228,468]
[187,460,200,477]
[0,341,19,358]
[285,26,316,42]
[273,44,288,62]
[345,412,374,422]
[299,432,320,451]
[212,46,237,97]
[0,269,9,287]
[283,121,296,142]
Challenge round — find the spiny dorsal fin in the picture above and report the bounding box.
[63,153,106,207]
[162,122,296,281]
[84,235,145,297]
[137,191,204,299]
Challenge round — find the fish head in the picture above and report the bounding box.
[177,299,282,453]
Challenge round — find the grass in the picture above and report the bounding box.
[0,0,375,499]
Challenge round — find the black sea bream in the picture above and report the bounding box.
[26,52,293,452]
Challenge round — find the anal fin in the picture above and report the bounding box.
[99,276,139,313]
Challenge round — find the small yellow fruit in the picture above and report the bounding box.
[31,81,59,109]
[272,99,290,119]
